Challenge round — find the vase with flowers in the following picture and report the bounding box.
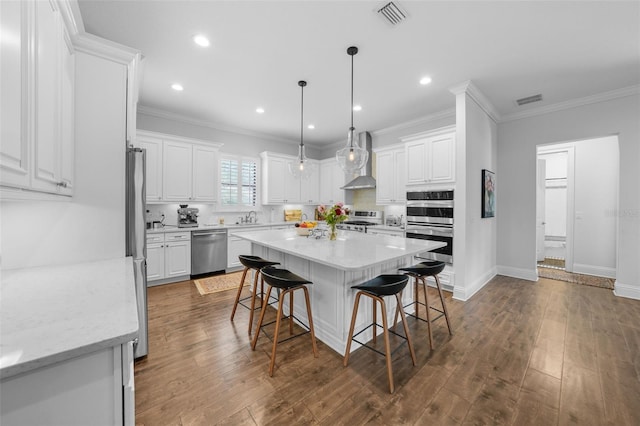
[317,203,349,240]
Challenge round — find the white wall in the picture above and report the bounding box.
[497,94,640,299]
[1,52,127,269]
[453,91,498,301]
[572,136,618,277]
[137,111,323,159]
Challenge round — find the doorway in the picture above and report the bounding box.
[536,136,619,287]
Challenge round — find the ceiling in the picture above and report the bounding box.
[77,1,640,147]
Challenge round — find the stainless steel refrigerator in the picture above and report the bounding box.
[126,147,148,358]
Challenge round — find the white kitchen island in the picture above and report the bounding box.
[232,229,446,354]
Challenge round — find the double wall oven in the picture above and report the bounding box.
[405,190,454,264]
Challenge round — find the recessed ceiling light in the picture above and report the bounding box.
[307,124,315,129]
[420,76,432,85]
[193,35,210,47]
[353,105,362,112]
[256,107,265,114]
[171,83,184,91]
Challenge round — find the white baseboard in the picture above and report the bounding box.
[496,265,538,282]
[453,267,497,301]
[614,281,640,300]
[572,263,616,279]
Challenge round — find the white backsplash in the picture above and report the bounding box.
[146,204,316,227]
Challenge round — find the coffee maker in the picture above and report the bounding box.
[177,205,199,228]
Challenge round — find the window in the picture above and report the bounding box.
[219,155,259,208]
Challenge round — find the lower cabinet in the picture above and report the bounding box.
[227,234,251,269]
[367,228,405,237]
[0,342,135,425]
[147,232,191,284]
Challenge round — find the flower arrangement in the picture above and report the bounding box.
[317,203,349,240]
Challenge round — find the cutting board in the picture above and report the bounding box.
[284,209,302,222]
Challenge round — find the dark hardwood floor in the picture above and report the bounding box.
[135,274,640,425]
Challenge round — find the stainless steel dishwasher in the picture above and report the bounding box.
[191,229,228,275]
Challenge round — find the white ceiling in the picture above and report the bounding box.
[77,1,640,147]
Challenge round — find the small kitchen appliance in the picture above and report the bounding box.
[337,210,383,233]
[177,205,199,228]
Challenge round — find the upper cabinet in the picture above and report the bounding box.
[374,145,406,204]
[1,0,75,197]
[318,159,347,205]
[403,127,456,186]
[260,152,320,205]
[135,131,223,203]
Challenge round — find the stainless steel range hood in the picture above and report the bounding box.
[340,131,376,190]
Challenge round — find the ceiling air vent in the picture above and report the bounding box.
[378,2,407,25]
[515,94,543,106]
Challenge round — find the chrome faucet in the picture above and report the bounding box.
[246,210,257,223]
[301,213,308,221]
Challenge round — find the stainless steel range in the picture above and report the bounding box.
[337,210,383,233]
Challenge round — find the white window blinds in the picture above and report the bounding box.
[220,156,258,207]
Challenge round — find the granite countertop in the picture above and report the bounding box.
[232,229,445,271]
[147,221,295,234]
[0,257,139,379]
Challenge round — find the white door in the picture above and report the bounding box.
[136,137,163,202]
[536,159,546,262]
[192,145,217,202]
[375,150,394,203]
[163,141,192,201]
[165,241,191,277]
[146,243,165,281]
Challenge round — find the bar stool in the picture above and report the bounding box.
[395,261,452,350]
[343,275,416,394]
[230,255,279,335]
[251,267,318,376]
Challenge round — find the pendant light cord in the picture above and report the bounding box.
[350,52,354,148]
[300,82,304,148]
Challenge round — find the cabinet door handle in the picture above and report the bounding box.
[56,181,72,188]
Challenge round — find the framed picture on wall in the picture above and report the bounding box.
[482,169,495,218]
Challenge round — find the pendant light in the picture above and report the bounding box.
[336,46,368,174]
[289,80,314,179]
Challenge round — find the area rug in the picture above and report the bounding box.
[537,267,615,290]
[194,271,246,295]
[537,257,565,269]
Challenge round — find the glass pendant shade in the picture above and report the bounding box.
[289,80,314,179]
[336,127,368,174]
[289,144,314,179]
[336,45,368,174]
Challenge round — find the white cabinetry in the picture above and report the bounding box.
[374,145,406,204]
[1,0,75,197]
[1,342,134,425]
[135,136,163,201]
[318,158,347,205]
[368,227,405,237]
[135,131,222,203]
[260,152,320,205]
[163,140,193,201]
[403,127,456,186]
[146,231,191,284]
[227,234,252,269]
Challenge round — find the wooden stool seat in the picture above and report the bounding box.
[343,274,416,394]
[396,261,452,350]
[251,267,318,376]
[230,255,280,336]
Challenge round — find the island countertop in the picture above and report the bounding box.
[0,257,139,379]
[231,229,445,271]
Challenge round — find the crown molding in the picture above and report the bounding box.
[449,80,501,123]
[371,108,456,137]
[500,85,640,123]
[73,33,141,65]
[137,105,300,146]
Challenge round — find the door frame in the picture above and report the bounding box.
[536,144,575,272]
